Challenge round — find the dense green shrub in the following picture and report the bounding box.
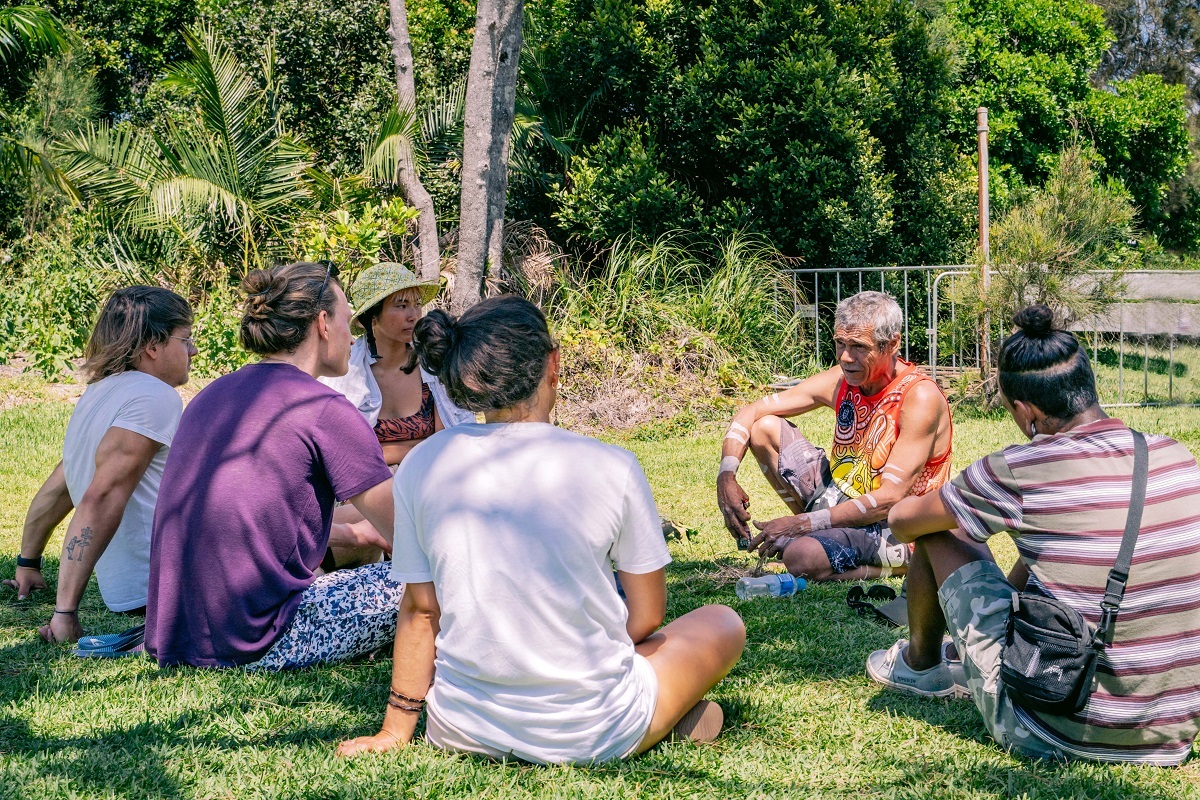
[1085,75,1192,244]
[527,0,1193,265]
[551,122,704,249]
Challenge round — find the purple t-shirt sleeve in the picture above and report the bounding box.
[312,394,393,501]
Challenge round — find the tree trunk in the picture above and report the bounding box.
[453,0,524,313]
[387,0,441,281]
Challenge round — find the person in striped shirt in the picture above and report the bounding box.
[867,304,1200,766]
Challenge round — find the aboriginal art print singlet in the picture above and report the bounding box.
[829,360,952,499]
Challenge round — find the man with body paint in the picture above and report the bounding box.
[716,292,954,582]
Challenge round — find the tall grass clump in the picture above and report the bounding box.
[552,232,807,382]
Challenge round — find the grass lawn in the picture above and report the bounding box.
[2,374,1200,799]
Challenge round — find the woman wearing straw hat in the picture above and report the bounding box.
[322,262,474,468]
[320,263,474,572]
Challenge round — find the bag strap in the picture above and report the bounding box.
[1096,429,1149,646]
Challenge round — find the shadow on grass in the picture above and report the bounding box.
[669,557,904,682]
[864,691,1190,800]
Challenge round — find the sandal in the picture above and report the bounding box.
[73,624,145,658]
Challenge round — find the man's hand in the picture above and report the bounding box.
[717,473,751,541]
[3,566,48,600]
[38,612,83,644]
[748,515,812,557]
[337,729,405,757]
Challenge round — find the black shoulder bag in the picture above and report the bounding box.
[999,429,1148,716]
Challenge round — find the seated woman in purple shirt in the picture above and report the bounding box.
[146,262,402,670]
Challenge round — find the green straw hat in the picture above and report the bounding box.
[349,262,440,325]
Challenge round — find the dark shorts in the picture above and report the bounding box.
[776,421,911,574]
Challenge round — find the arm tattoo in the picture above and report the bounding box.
[64,527,94,561]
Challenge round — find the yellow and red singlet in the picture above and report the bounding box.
[829,360,952,499]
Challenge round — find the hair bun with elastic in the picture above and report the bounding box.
[241,269,288,321]
[412,309,459,376]
[1013,304,1055,339]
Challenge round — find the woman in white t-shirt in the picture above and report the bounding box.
[337,296,745,764]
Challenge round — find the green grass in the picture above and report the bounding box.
[1090,340,1200,407]
[2,392,1200,799]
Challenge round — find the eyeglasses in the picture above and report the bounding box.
[315,260,337,308]
[171,336,196,348]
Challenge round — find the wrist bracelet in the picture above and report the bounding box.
[387,697,424,713]
[16,555,42,570]
[389,688,426,706]
[53,608,78,616]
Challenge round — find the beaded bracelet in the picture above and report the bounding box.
[387,688,426,714]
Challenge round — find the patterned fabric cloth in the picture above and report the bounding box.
[938,560,1073,761]
[373,382,437,443]
[830,360,952,499]
[246,562,403,671]
[775,423,911,573]
[940,417,1200,766]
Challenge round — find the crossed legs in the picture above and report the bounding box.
[634,605,746,752]
[747,415,901,583]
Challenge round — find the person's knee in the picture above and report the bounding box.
[782,538,833,581]
[748,415,782,464]
[698,605,746,666]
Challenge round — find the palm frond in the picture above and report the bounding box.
[54,122,163,210]
[161,24,264,197]
[0,133,79,201]
[422,79,465,162]
[0,6,71,63]
[363,103,425,185]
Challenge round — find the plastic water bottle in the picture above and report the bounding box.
[735,573,807,600]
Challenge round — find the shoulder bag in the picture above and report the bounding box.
[999,429,1148,716]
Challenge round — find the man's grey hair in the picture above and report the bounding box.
[834,291,903,345]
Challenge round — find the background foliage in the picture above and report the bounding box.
[0,0,1198,380]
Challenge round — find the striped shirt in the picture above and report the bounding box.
[941,418,1200,766]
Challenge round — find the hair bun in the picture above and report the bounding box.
[1013,305,1055,339]
[412,309,459,375]
[241,269,288,321]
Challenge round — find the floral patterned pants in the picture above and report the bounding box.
[247,562,404,671]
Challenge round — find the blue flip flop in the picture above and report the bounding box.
[74,624,145,657]
[74,641,145,659]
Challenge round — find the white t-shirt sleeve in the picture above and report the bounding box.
[390,465,433,583]
[110,382,182,446]
[610,457,672,574]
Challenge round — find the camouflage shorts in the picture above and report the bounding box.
[938,560,1071,761]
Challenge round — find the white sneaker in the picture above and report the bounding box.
[866,640,969,699]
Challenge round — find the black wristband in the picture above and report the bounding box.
[16,555,42,570]
[53,608,78,616]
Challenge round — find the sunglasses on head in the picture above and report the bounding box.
[315,260,338,307]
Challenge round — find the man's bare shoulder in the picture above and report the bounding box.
[899,376,951,423]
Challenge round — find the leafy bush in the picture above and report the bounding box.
[1085,74,1191,241]
[551,232,807,382]
[551,122,704,249]
[525,0,1193,265]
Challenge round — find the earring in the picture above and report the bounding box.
[1029,421,1037,436]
